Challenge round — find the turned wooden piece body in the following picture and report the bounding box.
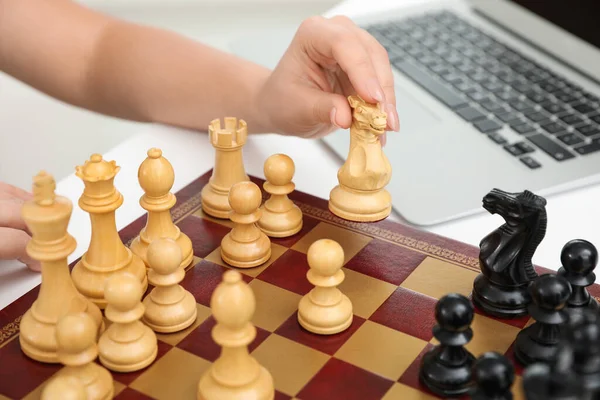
[19,171,103,363]
[201,118,250,219]
[71,154,148,309]
[130,148,194,271]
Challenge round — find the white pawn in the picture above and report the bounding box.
[197,270,274,400]
[41,375,87,400]
[258,154,303,238]
[298,239,353,335]
[98,272,158,372]
[142,238,197,333]
[52,312,113,400]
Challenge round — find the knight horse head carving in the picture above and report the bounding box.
[472,188,547,318]
[347,95,387,137]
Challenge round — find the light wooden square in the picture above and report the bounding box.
[335,320,428,381]
[155,303,212,345]
[251,334,330,397]
[339,268,397,319]
[248,280,302,332]
[204,243,288,277]
[291,222,372,265]
[400,257,479,299]
[129,348,211,400]
[382,383,438,399]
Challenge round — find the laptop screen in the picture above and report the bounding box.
[508,1,600,50]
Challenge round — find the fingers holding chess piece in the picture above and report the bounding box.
[142,238,197,333]
[257,154,302,238]
[197,270,274,400]
[220,181,271,268]
[52,312,114,400]
[297,239,353,335]
[557,239,599,318]
[130,148,194,272]
[98,272,158,372]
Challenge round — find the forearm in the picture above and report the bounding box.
[0,0,273,133]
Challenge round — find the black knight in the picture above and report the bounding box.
[472,188,547,318]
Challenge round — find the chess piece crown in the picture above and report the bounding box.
[75,153,122,211]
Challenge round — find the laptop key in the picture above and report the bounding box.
[510,99,535,112]
[589,114,600,124]
[576,124,600,137]
[487,132,507,144]
[559,113,585,126]
[456,106,487,122]
[527,134,576,161]
[525,111,549,123]
[474,118,503,133]
[540,122,565,134]
[556,133,584,146]
[496,111,521,123]
[520,156,541,169]
[511,121,536,135]
[393,60,467,109]
[572,102,596,114]
[540,101,567,115]
[574,140,600,155]
[481,99,505,112]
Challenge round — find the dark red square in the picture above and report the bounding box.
[177,216,230,258]
[275,311,365,356]
[345,239,427,285]
[257,250,313,296]
[111,341,173,385]
[269,215,320,248]
[297,357,394,400]
[177,316,271,362]
[113,387,155,399]
[119,214,148,245]
[275,391,292,400]
[181,260,252,307]
[370,287,437,342]
[0,336,62,399]
[398,343,436,391]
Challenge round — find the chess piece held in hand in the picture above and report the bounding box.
[142,238,198,333]
[201,117,250,219]
[197,270,274,400]
[220,181,271,268]
[258,153,303,238]
[328,95,392,222]
[130,148,194,272]
[19,171,103,363]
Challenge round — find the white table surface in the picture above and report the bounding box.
[1,0,599,310]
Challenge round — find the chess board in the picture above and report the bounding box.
[1,170,597,400]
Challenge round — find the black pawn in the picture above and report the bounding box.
[471,352,514,400]
[522,340,591,400]
[565,308,600,395]
[514,274,571,366]
[557,239,599,317]
[419,293,476,397]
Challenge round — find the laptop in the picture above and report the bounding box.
[228,0,600,226]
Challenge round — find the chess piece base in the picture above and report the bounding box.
[71,252,148,309]
[257,206,302,238]
[197,364,274,400]
[201,184,233,219]
[328,184,391,222]
[514,327,559,366]
[142,291,198,333]
[419,347,475,397]
[130,233,194,272]
[19,301,105,363]
[220,233,271,268]
[98,325,158,372]
[522,363,586,400]
[472,273,530,318]
[297,292,353,335]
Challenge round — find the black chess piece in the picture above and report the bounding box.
[419,293,476,397]
[470,352,514,400]
[522,339,592,400]
[472,189,547,319]
[514,274,571,366]
[557,239,599,319]
[565,308,600,396]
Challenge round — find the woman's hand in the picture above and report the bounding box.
[257,15,399,144]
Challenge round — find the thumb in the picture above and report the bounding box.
[309,90,353,131]
[0,227,40,271]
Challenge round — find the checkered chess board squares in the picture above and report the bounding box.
[0,197,533,400]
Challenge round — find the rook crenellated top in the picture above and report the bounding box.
[208,117,247,149]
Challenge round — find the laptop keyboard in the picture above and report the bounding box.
[364,10,600,168]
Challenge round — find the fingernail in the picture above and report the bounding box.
[386,104,399,131]
[330,107,339,128]
[367,79,384,103]
[380,133,387,147]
